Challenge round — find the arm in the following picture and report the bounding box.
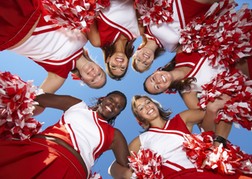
[35,93,82,111]
[180,91,200,109]
[201,94,232,146]
[110,129,131,178]
[86,20,101,47]
[180,109,205,132]
[40,72,66,93]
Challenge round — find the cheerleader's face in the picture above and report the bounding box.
[80,61,106,88]
[97,93,126,120]
[134,97,159,126]
[107,52,128,77]
[133,47,154,72]
[145,71,172,94]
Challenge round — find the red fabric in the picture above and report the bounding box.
[0,138,87,179]
[96,15,121,47]
[33,51,81,79]
[180,0,212,25]
[0,0,42,51]
[161,166,242,179]
[165,114,191,134]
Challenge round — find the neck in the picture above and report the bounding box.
[170,68,188,81]
[150,117,166,128]
[76,55,88,70]
[145,38,158,52]
[114,34,128,52]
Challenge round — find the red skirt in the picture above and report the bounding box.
[0,0,42,51]
[0,138,87,179]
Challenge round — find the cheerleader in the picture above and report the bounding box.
[115,95,252,178]
[132,0,217,73]
[43,0,140,80]
[0,0,106,94]
[0,88,129,178]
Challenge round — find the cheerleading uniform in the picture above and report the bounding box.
[97,0,140,47]
[9,14,87,79]
[143,0,212,52]
[0,102,115,178]
[139,114,241,179]
[174,52,252,130]
[175,52,226,92]
[0,0,42,51]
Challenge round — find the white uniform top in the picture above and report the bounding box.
[147,0,181,52]
[176,54,226,93]
[60,102,112,175]
[10,23,87,66]
[100,0,140,40]
[139,116,195,171]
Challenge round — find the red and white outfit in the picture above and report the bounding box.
[1,0,88,79]
[97,0,140,47]
[175,52,226,92]
[174,52,252,130]
[136,0,212,52]
[9,15,87,79]
[137,114,242,178]
[0,0,42,51]
[0,102,115,178]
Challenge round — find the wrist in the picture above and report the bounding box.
[213,135,227,147]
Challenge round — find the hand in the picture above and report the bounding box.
[206,94,231,113]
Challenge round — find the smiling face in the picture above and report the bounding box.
[79,61,106,88]
[97,93,126,120]
[107,52,128,77]
[133,97,159,127]
[145,71,173,94]
[133,47,155,72]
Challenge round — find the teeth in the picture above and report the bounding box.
[147,109,153,115]
[106,106,112,112]
[144,53,150,59]
[116,57,123,62]
[161,75,166,82]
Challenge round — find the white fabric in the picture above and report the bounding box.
[100,0,140,40]
[147,0,182,52]
[185,56,226,92]
[62,102,107,175]
[139,128,195,170]
[10,24,87,65]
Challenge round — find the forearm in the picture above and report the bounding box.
[35,93,82,111]
[214,121,232,147]
[109,161,132,179]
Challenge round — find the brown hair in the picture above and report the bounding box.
[102,40,135,80]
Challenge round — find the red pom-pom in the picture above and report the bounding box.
[128,148,163,179]
[135,0,174,26]
[199,69,252,130]
[180,0,252,68]
[0,71,42,140]
[42,0,110,32]
[183,132,252,175]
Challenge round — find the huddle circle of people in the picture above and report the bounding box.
[0,0,252,179]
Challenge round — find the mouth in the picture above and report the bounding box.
[105,106,112,112]
[147,109,153,115]
[115,57,124,62]
[143,52,150,59]
[161,75,167,83]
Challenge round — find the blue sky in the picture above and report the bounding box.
[0,1,251,178]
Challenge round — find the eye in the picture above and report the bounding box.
[154,85,159,90]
